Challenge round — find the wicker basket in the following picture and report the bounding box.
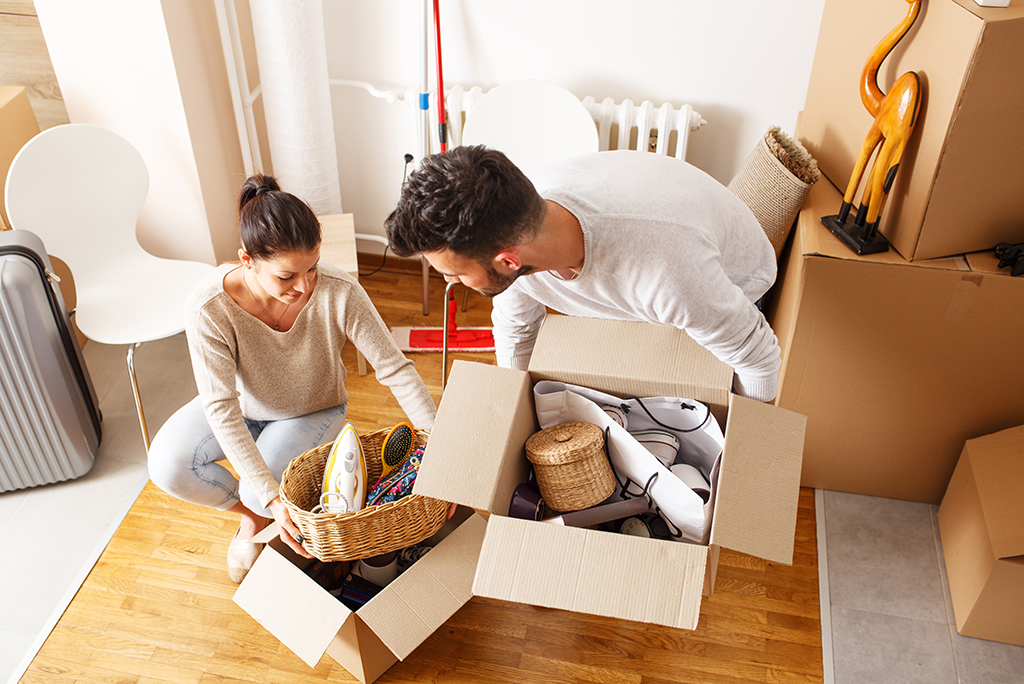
[525,422,614,512]
[280,427,448,562]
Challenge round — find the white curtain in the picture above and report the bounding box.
[249,0,342,215]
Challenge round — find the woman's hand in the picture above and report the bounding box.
[268,496,314,559]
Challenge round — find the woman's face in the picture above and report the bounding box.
[249,247,321,304]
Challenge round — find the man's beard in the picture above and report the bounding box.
[476,263,536,297]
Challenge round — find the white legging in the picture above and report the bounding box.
[148,395,348,517]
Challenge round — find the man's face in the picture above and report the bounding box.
[421,249,531,298]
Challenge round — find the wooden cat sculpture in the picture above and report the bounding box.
[823,0,923,254]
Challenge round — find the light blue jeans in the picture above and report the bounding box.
[148,396,348,517]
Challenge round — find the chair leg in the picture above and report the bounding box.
[461,284,470,312]
[442,280,456,392]
[421,255,431,315]
[126,343,151,451]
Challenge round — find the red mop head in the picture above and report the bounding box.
[391,280,495,353]
[390,326,495,353]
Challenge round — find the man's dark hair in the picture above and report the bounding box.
[385,145,546,263]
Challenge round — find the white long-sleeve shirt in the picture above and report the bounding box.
[491,150,781,402]
[186,262,436,506]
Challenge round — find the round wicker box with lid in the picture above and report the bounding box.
[280,427,448,562]
[524,421,614,512]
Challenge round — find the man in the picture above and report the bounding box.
[385,145,781,403]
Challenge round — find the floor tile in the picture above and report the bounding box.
[824,490,947,623]
[0,489,28,531]
[87,333,198,465]
[830,607,957,684]
[950,626,1024,684]
[930,503,957,627]
[0,629,35,684]
[80,339,127,403]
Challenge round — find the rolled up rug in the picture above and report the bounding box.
[728,126,820,258]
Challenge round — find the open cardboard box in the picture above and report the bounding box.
[937,424,1024,647]
[233,507,486,683]
[766,174,1024,503]
[414,315,807,629]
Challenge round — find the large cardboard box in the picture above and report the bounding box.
[1,86,41,230]
[937,424,1024,647]
[766,176,1024,503]
[414,315,807,629]
[234,509,486,683]
[799,0,1024,261]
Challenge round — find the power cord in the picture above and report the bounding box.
[357,153,415,278]
[358,244,389,278]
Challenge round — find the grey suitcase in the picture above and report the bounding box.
[0,229,101,492]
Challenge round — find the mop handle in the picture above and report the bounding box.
[447,286,458,334]
[432,0,447,151]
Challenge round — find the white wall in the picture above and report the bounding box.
[34,0,219,265]
[322,0,827,247]
[33,0,828,261]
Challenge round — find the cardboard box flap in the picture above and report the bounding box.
[797,179,965,269]
[233,548,350,668]
[710,395,806,565]
[528,315,732,412]
[358,513,486,660]
[415,361,537,513]
[968,425,1024,560]
[473,515,708,630]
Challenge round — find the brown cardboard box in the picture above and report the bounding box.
[766,176,1024,503]
[0,86,41,230]
[234,509,485,683]
[414,315,807,629]
[937,424,1024,647]
[799,0,1024,261]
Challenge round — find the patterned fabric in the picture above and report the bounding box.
[366,443,426,506]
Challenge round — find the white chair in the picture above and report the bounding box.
[454,79,599,313]
[4,123,216,450]
[461,79,599,181]
[433,80,599,387]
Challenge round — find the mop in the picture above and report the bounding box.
[390,0,495,358]
[390,282,495,353]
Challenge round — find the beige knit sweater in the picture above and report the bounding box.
[185,263,436,507]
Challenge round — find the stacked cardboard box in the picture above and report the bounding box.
[937,424,1024,647]
[770,0,1024,503]
[799,0,1024,261]
[1,86,41,230]
[236,315,807,682]
[766,177,1024,504]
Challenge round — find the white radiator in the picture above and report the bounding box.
[428,85,705,161]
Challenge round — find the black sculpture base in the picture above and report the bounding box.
[822,214,890,255]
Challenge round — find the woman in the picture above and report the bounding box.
[148,174,436,582]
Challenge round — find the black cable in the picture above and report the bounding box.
[620,396,712,433]
[358,154,414,278]
[358,243,390,278]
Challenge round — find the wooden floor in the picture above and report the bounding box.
[22,259,823,684]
